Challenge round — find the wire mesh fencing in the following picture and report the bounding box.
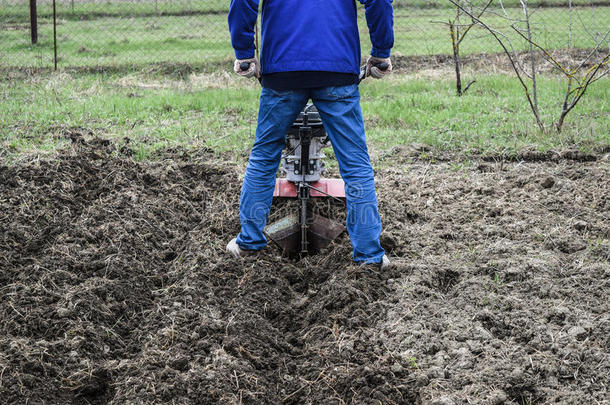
[1,0,608,70]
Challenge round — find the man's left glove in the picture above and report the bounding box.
[234,58,260,79]
[366,56,392,79]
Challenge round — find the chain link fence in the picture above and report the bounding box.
[1,0,609,70]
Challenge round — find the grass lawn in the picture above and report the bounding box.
[1,68,608,163]
[0,0,601,20]
[2,1,607,161]
[2,4,608,68]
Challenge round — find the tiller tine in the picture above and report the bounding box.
[266,178,346,255]
[265,213,301,253]
[266,104,347,255]
[307,213,345,252]
[264,212,345,255]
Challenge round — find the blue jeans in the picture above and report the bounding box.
[235,85,385,264]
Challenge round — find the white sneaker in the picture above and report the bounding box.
[226,238,255,259]
[359,254,391,270]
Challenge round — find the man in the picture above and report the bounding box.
[226,0,394,269]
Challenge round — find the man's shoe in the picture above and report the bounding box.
[359,254,391,270]
[226,238,255,258]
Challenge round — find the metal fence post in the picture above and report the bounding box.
[29,0,37,44]
[53,0,58,70]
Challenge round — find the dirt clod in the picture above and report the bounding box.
[430,397,456,405]
[541,176,555,188]
[567,326,587,341]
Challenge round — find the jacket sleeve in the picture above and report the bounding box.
[358,0,394,58]
[228,0,259,59]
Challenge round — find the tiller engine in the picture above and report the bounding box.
[264,104,346,255]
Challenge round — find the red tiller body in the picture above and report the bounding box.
[273,178,346,198]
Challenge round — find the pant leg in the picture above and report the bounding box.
[236,87,309,250]
[310,84,385,264]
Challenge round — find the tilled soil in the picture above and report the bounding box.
[0,139,608,405]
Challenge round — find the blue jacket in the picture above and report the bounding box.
[228,0,394,76]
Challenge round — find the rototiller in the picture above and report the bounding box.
[264,104,346,255]
[239,61,389,255]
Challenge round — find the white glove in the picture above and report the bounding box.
[366,56,392,79]
[233,58,260,79]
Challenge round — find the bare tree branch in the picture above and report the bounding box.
[509,25,609,82]
[440,0,491,96]
[449,0,610,132]
[456,0,493,47]
[556,54,609,131]
[446,0,546,132]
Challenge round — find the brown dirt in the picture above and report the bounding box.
[0,137,608,404]
[392,48,610,75]
[4,48,607,79]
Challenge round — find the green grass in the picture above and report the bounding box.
[2,14,231,68]
[0,0,601,21]
[361,73,609,153]
[0,1,226,21]
[2,2,607,159]
[391,6,610,56]
[1,69,608,162]
[2,3,608,69]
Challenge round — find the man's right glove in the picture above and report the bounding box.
[366,56,392,79]
[233,58,260,79]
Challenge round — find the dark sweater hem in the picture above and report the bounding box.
[262,71,358,90]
